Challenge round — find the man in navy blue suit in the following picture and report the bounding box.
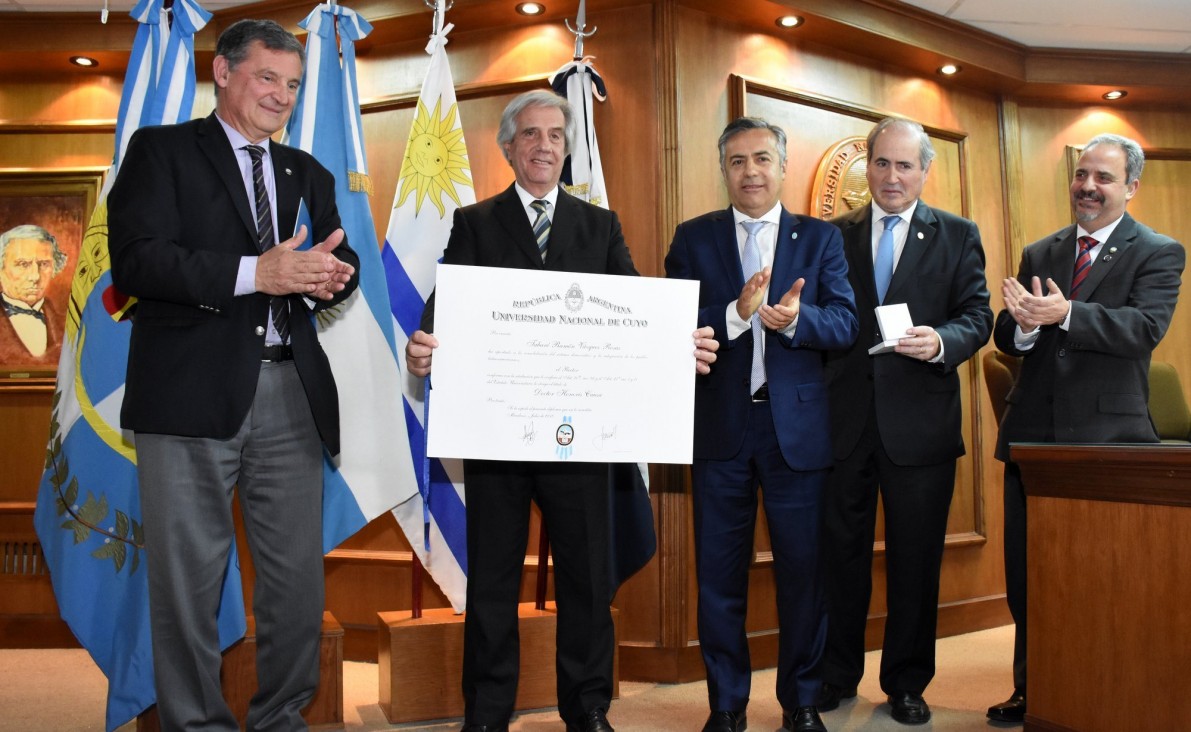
[665,117,858,732]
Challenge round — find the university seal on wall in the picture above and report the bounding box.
[811,136,870,220]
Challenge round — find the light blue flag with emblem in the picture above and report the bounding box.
[381,19,473,611]
[286,4,415,553]
[32,2,246,730]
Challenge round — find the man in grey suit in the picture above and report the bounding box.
[109,19,358,730]
[819,118,992,725]
[988,133,1185,723]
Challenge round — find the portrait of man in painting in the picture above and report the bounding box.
[0,173,90,375]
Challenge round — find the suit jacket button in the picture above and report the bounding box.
[255,326,265,336]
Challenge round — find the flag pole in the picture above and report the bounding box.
[409,0,452,621]
[564,0,596,61]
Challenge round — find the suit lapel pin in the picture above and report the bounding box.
[1104,246,1117,262]
[285,168,292,176]
[791,232,798,240]
[917,231,924,239]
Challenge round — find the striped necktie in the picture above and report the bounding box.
[245,145,290,343]
[1071,236,1097,300]
[530,199,550,262]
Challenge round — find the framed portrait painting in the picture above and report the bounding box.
[0,167,105,377]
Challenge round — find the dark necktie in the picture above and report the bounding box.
[530,199,550,262]
[245,144,290,343]
[1071,235,1096,300]
[3,301,46,322]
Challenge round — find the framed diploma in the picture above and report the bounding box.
[426,264,699,464]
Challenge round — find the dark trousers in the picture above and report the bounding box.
[819,411,956,696]
[692,400,827,712]
[461,459,613,726]
[137,361,325,732]
[1003,460,1028,694]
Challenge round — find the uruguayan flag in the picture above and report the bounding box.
[381,21,473,612]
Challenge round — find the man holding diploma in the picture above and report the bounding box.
[819,117,991,725]
[406,90,716,732]
[664,117,858,732]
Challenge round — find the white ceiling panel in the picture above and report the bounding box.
[897,0,1191,53]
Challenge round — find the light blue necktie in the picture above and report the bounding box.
[740,220,767,394]
[875,214,899,304]
[530,199,550,261]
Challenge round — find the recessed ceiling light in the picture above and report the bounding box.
[70,56,98,68]
[938,64,961,76]
[516,2,545,15]
[1103,90,1128,101]
[776,15,804,29]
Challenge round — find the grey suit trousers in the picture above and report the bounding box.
[137,360,324,731]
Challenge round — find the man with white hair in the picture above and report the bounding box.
[0,223,68,364]
[407,89,718,732]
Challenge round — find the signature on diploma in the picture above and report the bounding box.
[522,423,536,445]
[594,425,618,449]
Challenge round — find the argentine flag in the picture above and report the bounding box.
[286,3,413,552]
[381,21,474,612]
[31,2,246,730]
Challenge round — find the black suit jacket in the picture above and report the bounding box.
[993,212,1184,459]
[109,114,359,455]
[421,184,637,330]
[825,202,992,466]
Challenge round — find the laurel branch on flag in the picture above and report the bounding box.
[44,389,144,575]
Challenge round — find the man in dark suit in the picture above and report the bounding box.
[817,118,992,725]
[405,90,717,732]
[988,133,1184,724]
[0,224,68,367]
[664,117,859,732]
[108,19,358,731]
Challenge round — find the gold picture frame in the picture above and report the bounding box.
[0,167,105,380]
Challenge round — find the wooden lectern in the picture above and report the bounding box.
[1012,444,1191,732]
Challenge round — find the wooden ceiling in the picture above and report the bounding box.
[2,0,1189,110]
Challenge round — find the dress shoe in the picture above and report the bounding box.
[986,692,1027,723]
[782,706,827,732]
[565,707,614,732]
[459,724,508,732]
[816,682,858,712]
[887,692,931,725]
[701,710,747,732]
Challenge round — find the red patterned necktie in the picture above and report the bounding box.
[1070,235,1096,300]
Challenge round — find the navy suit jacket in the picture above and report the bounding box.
[993,212,1184,459]
[825,202,992,466]
[109,114,359,455]
[665,206,858,471]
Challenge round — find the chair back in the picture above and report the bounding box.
[982,350,1020,426]
[1148,361,1191,443]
